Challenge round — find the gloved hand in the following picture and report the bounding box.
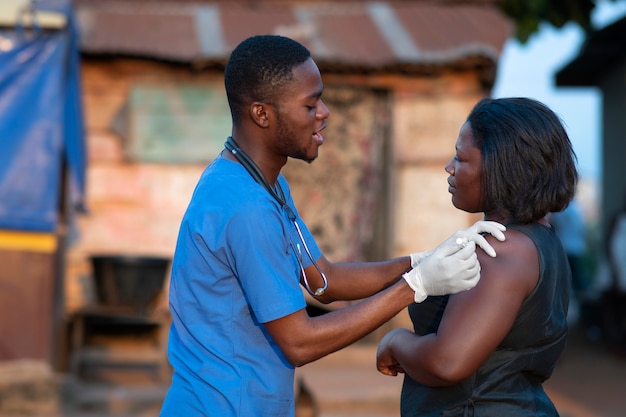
[409,220,506,268]
[405,220,507,302]
[404,241,480,303]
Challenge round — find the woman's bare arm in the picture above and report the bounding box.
[377,230,539,386]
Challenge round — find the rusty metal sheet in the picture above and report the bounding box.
[75,0,511,71]
[0,248,58,362]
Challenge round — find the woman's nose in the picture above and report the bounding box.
[444,160,454,175]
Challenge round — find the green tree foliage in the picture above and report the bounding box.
[498,0,615,43]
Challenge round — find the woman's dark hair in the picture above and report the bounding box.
[467,97,578,224]
[224,35,311,124]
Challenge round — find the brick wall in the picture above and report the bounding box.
[66,60,207,311]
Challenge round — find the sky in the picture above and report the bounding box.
[492,0,626,185]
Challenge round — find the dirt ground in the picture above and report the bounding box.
[2,323,625,417]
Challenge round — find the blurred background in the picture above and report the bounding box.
[0,0,625,416]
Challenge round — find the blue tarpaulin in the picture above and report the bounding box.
[0,0,85,232]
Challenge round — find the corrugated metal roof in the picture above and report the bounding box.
[74,0,512,73]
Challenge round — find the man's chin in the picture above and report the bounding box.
[291,150,318,164]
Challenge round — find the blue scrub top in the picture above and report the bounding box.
[161,156,321,417]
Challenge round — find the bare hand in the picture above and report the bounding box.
[376,328,411,376]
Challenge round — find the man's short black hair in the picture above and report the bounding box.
[224,35,312,124]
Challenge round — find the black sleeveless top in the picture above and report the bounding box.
[402,223,570,417]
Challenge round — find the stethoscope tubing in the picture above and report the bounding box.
[224,137,328,296]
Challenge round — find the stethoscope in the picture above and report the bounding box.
[224,136,328,297]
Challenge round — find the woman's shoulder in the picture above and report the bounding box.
[481,224,539,259]
[478,226,540,297]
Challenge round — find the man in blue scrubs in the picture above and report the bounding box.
[160,35,505,417]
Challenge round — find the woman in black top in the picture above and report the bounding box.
[376,97,577,416]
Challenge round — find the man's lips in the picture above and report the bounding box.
[313,125,326,144]
[313,131,324,144]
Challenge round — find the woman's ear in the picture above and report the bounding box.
[250,102,272,128]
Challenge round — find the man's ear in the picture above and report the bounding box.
[250,102,272,128]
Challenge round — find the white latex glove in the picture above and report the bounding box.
[404,241,480,303]
[410,220,506,268]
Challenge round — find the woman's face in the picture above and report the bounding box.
[445,122,483,213]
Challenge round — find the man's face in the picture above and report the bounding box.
[272,58,330,163]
